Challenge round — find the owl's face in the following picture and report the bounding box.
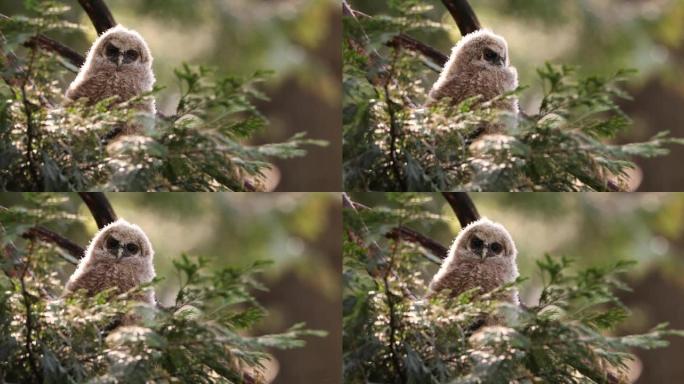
[89,220,153,264]
[453,219,515,263]
[461,33,510,71]
[91,26,151,72]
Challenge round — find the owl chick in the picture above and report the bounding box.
[428,29,518,132]
[66,25,156,134]
[64,219,156,305]
[429,217,519,305]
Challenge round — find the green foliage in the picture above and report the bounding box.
[343,1,684,191]
[343,198,684,383]
[0,1,325,191]
[0,196,324,383]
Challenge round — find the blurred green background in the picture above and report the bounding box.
[0,0,341,191]
[0,192,341,384]
[349,192,684,384]
[348,0,684,191]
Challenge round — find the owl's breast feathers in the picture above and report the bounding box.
[66,259,151,298]
[430,67,517,113]
[434,259,518,303]
[66,67,154,112]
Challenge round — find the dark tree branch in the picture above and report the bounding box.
[77,0,117,35]
[346,194,482,261]
[343,2,447,70]
[25,35,85,68]
[388,34,448,67]
[22,226,84,262]
[345,193,448,262]
[0,13,84,71]
[386,226,448,259]
[442,192,480,227]
[441,0,482,36]
[344,1,482,69]
[79,192,117,229]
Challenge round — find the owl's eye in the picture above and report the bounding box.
[125,243,139,254]
[470,236,484,250]
[106,236,119,250]
[105,43,119,57]
[490,242,503,255]
[483,48,501,65]
[123,50,139,63]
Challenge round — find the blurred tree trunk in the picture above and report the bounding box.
[622,48,684,191]
[620,231,684,383]
[259,7,342,192]
[622,270,684,383]
[255,198,342,384]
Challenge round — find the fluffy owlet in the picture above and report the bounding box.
[65,25,156,134]
[429,218,519,305]
[428,29,518,133]
[64,219,156,305]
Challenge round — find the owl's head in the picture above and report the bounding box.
[451,217,516,262]
[88,25,152,72]
[87,219,154,263]
[432,29,511,92]
[452,29,510,71]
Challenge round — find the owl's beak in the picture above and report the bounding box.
[116,246,124,260]
[116,55,123,67]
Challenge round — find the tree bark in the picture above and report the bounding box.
[22,227,84,261]
[442,192,480,227]
[441,0,482,35]
[79,192,118,229]
[77,0,117,35]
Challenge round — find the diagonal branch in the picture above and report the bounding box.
[22,226,84,262]
[388,34,447,67]
[77,0,117,35]
[79,192,117,229]
[386,226,447,259]
[442,192,480,227]
[344,1,447,70]
[344,193,448,262]
[25,35,85,68]
[0,14,84,73]
[441,0,482,35]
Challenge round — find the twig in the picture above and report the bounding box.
[441,0,482,35]
[384,51,406,191]
[22,226,84,262]
[77,0,117,35]
[342,193,386,276]
[19,249,42,383]
[383,241,407,383]
[441,192,480,227]
[21,48,41,189]
[79,192,118,229]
